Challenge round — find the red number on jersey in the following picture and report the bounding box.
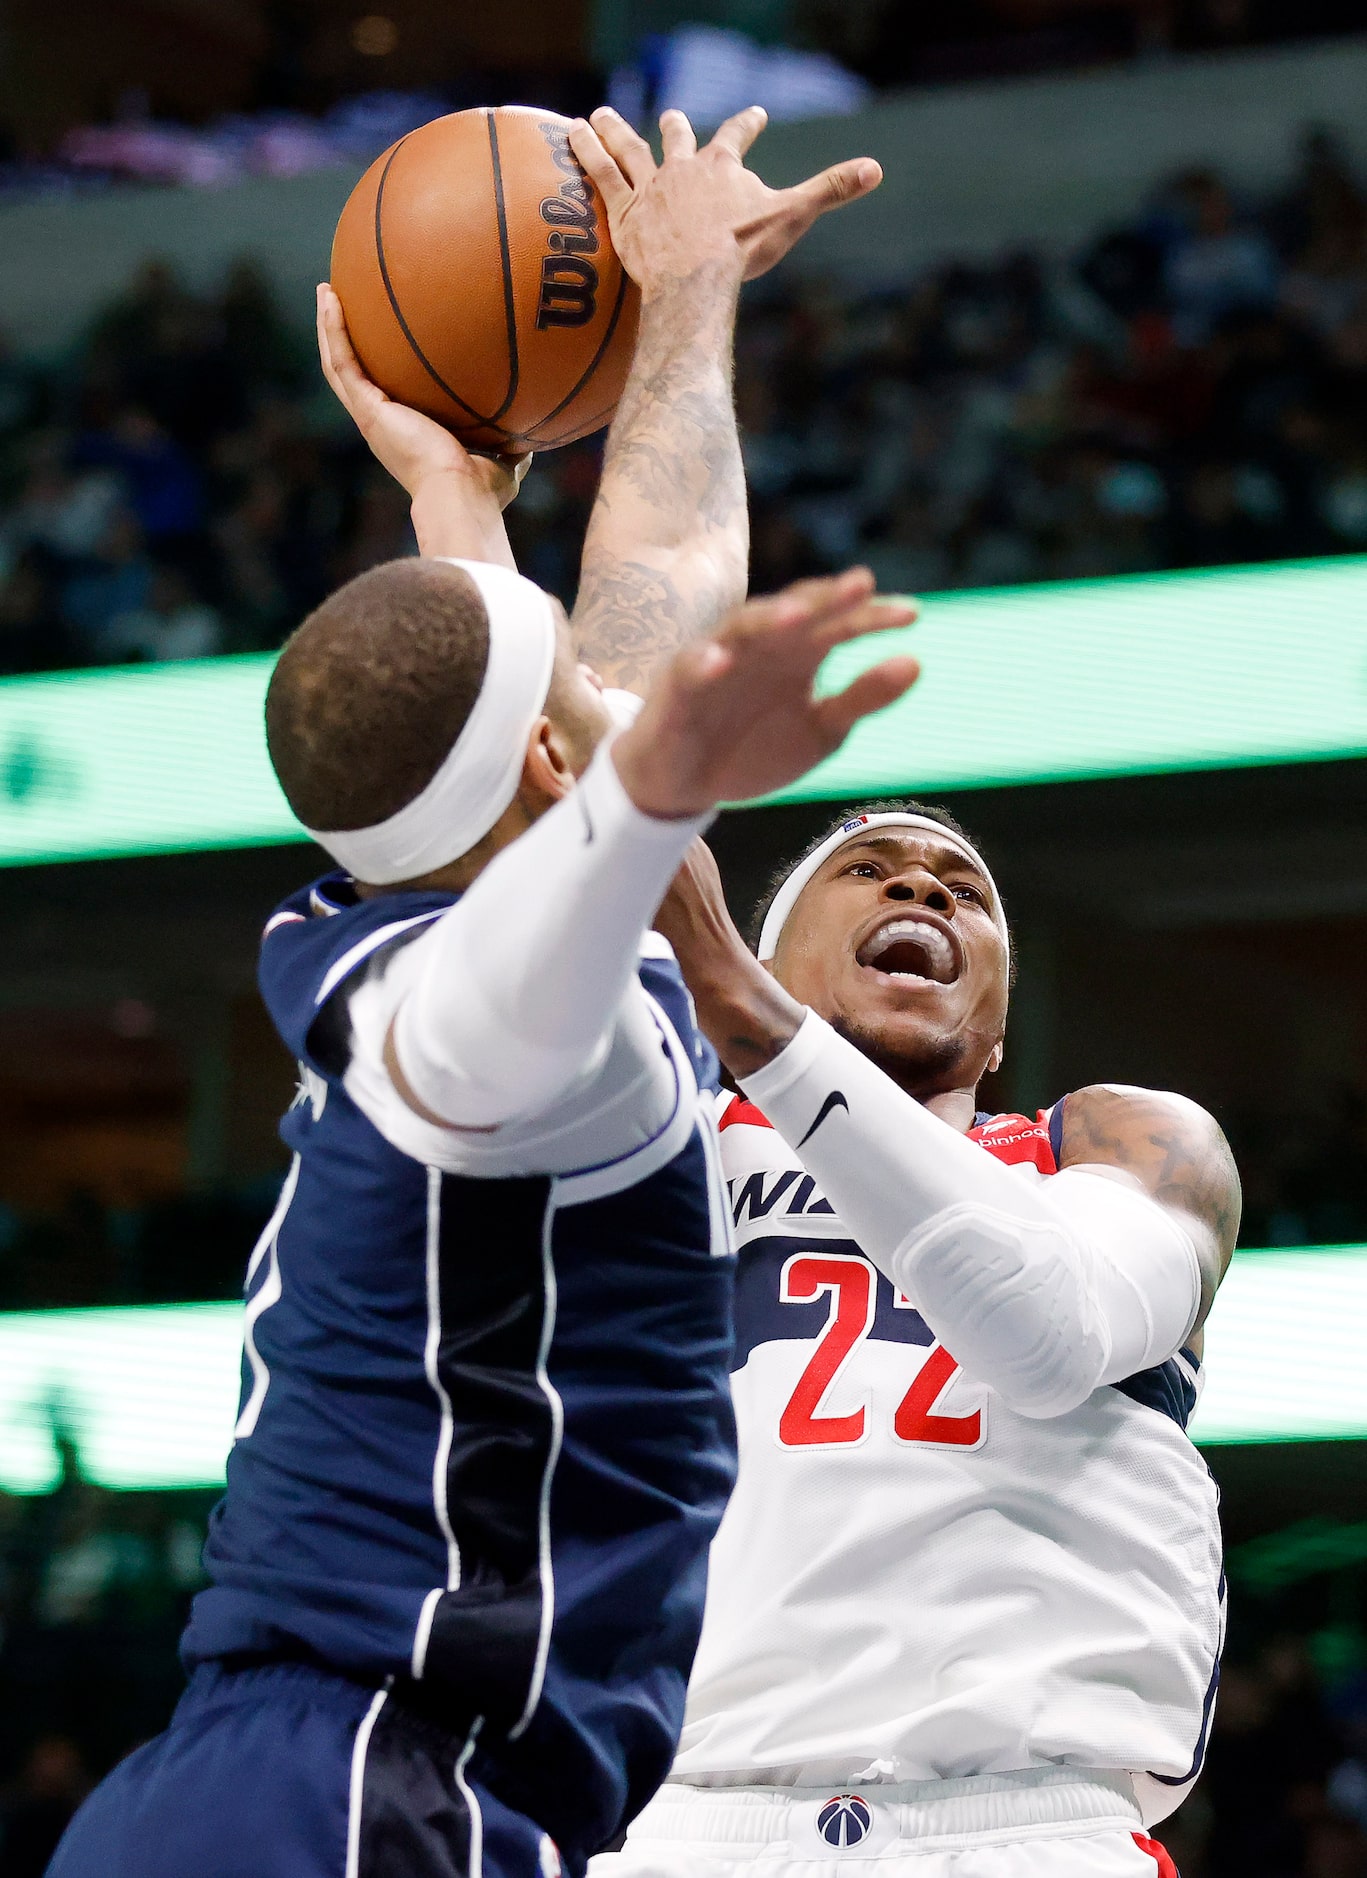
[777,1253,875,1447]
[893,1343,982,1447]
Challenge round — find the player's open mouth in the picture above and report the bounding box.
[855,916,962,984]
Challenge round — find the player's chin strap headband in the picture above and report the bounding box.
[756,812,1010,963]
[305,558,557,886]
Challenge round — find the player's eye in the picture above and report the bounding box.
[844,861,882,879]
[951,882,987,905]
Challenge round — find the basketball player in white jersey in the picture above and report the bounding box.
[593,807,1239,1878]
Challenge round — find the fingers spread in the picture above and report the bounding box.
[658,109,698,161]
[567,120,633,215]
[788,156,882,224]
[730,566,878,641]
[587,106,658,187]
[708,104,768,161]
[811,594,918,654]
[814,655,921,743]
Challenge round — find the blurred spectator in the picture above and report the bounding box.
[1164,171,1280,343]
[0,132,1362,674]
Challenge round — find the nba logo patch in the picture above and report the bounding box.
[817,1794,872,1849]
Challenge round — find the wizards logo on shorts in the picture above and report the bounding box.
[817,1794,872,1848]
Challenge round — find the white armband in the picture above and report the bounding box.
[741,1012,1202,1418]
[389,739,709,1130]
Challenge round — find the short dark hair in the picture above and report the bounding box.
[265,559,489,832]
[748,797,997,950]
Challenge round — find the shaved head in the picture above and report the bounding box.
[265,559,489,833]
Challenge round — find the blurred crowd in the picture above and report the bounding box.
[0,125,1365,680]
[0,1452,1363,1875]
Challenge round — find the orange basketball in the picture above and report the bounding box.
[331,106,640,453]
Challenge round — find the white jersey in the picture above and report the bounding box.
[672,1096,1224,1829]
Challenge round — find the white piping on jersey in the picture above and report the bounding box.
[455,1719,485,1878]
[1172,1346,1204,1406]
[410,1586,442,1681]
[234,1154,300,1441]
[423,1169,462,1602]
[262,909,306,937]
[313,909,446,1009]
[555,993,696,1208]
[345,1686,389,1878]
[508,1203,566,1741]
[697,1097,736,1262]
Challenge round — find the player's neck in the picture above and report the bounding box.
[920,1087,981,1134]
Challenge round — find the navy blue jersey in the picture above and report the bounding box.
[182,874,737,1859]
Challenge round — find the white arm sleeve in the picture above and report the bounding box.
[368,739,709,1132]
[740,1011,1203,1418]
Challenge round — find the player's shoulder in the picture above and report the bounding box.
[258,873,455,1062]
[1057,1083,1241,1261]
[1057,1083,1230,1165]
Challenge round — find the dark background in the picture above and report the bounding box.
[2,2,1367,1872]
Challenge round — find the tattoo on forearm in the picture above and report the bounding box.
[573,557,723,693]
[1062,1085,1242,1261]
[573,269,749,683]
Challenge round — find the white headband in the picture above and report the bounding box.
[306,559,557,885]
[757,812,1009,963]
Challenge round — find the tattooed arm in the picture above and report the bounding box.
[567,105,882,691]
[654,843,1241,1405]
[1059,1084,1240,1346]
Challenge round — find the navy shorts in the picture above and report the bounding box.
[46,1660,570,1878]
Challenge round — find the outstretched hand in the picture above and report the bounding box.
[613,568,919,819]
[568,106,882,291]
[315,283,528,511]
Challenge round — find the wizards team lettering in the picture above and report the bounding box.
[535,122,601,329]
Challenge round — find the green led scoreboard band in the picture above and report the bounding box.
[0,556,1364,867]
[0,1245,1363,1493]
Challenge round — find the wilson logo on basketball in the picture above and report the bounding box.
[535,122,600,330]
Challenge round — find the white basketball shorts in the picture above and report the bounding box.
[590,1769,1180,1878]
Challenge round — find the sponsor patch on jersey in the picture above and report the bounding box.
[817,1794,873,1848]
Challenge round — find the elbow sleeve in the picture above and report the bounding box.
[390,740,709,1129]
[891,1170,1201,1417]
[741,1011,1202,1418]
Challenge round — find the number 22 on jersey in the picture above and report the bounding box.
[776,1252,984,1451]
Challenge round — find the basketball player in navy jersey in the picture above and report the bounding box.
[47,110,908,1878]
[597,812,1240,1878]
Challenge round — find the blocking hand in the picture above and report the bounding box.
[613,569,919,819]
[568,106,882,292]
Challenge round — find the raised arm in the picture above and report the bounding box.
[657,845,1240,1412]
[567,106,882,691]
[380,571,916,1134]
[314,281,527,567]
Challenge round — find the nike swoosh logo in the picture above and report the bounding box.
[796,1089,849,1148]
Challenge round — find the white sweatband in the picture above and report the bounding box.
[306,559,557,884]
[741,1011,1202,1418]
[757,813,1009,963]
[390,737,712,1130]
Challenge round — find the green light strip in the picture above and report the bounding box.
[785,554,1367,805]
[0,1244,1361,1493]
[0,556,1365,867]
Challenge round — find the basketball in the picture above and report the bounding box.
[330,106,640,454]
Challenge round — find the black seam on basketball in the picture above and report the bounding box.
[523,396,619,448]
[373,134,499,430]
[527,266,630,438]
[484,110,521,426]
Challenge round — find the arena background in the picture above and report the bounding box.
[1,2,1367,1871]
